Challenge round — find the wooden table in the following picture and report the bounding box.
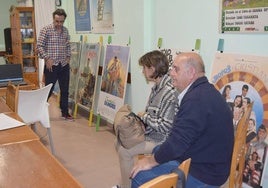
[0,112,39,145]
[0,140,82,187]
[0,97,11,113]
[0,79,35,97]
[0,97,82,187]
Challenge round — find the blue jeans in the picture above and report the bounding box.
[131,160,220,188]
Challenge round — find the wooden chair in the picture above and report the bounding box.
[6,82,19,113]
[228,102,253,188]
[139,158,191,188]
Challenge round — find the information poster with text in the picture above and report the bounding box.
[221,0,268,33]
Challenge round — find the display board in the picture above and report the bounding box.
[97,44,130,122]
[220,0,268,33]
[75,43,101,111]
[69,42,81,103]
[210,52,268,187]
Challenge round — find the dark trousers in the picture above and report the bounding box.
[44,63,70,115]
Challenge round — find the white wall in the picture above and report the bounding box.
[61,0,268,113]
[154,0,268,77]
[0,0,17,51]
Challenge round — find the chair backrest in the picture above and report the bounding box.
[178,158,191,179]
[6,82,19,113]
[229,102,253,188]
[17,83,52,126]
[139,158,191,188]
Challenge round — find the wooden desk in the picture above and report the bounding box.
[0,99,81,187]
[0,80,35,97]
[0,140,82,187]
[0,112,39,145]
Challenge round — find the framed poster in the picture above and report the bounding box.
[210,52,268,187]
[75,43,101,111]
[90,0,114,33]
[97,44,130,122]
[74,0,91,33]
[220,0,268,33]
[69,42,81,103]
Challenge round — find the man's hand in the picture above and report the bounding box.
[46,59,53,72]
[130,155,158,179]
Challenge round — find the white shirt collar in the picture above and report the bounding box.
[177,82,193,106]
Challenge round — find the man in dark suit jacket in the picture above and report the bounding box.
[130,52,234,188]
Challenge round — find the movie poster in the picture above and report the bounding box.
[210,52,268,187]
[97,45,130,122]
[159,48,193,67]
[220,0,268,33]
[75,43,101,111]
[74,0,91,33]
[90,0,114,33]
[69,42,81,103]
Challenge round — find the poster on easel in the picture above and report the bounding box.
[210,52,268,188]
[75,43,101,111]
[69,42,82,103]
[159,48,196,67]
[97,44,130,123]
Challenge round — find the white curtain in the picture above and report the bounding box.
[34,0,55,38]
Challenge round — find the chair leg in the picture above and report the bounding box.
[47,128,55,155]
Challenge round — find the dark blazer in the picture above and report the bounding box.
[154,76,234,186]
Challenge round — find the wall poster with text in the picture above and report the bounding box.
[75,43,101,111]
[97,45,130,123]
[74,0,91,33]
[210,52,268,187]
[69,42,81,103]
[90,0,114,33]
[220,0,268,33]
[159,48,196,68]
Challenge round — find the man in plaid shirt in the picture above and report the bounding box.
[37,8,73,121]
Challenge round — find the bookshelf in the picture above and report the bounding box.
[10,6,38,87]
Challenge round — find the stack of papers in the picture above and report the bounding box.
[0,113,25,130]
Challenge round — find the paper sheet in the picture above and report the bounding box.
[0,113,25,130]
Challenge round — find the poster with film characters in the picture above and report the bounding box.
[75,43,101,111]
[97,45,130,123]
[210,52,268,187]
[69,42,81,103]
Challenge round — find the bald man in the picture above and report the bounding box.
[131,52,234,188]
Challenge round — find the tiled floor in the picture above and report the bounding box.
[37,95,121,188]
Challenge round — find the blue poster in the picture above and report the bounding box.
[74,0,91,33]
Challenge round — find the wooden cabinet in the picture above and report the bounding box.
[10,7,38,87]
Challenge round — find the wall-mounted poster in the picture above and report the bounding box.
[75,43,101,111]
[74,0,91,33]
[90,0,114,33]
[97,45,130,122]
[160,48,194,67]
[210,52,268,187]
[69,42,81,103]
[220,0,268,33]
